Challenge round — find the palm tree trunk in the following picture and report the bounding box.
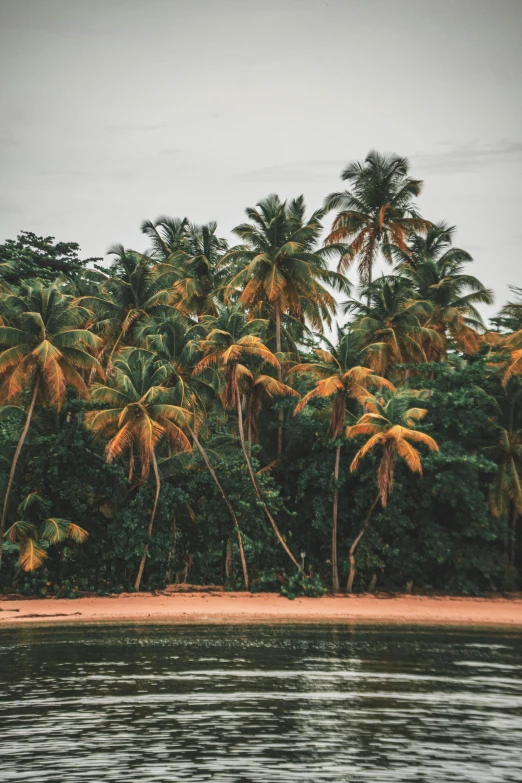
[347,491,380,593]
[511,507,519,567]
[189,426,249,590]
[236,388,302,572]
[135,451,161,591]
[275,304,284,457]
[165,514,177,583]
[225,538,234,580]
[332,445,340,593]
[0,378,40,576]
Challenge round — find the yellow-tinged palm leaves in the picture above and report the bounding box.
[324,151,430,286]
[485,384,522,521]
[141,218,229,317]
[395,223,493,360]
[86,351,192,479]
[243,368,298,444]
[346,389,438,506]
[343,277,442,376]
[76,245,181,366]
[86,350,193,590]
[503,329,522,385]
[0,281,102,408]
[223,195,350,337]
[4,492,88,572]
[292,329,394,440]
[0,280,102,571]
[193,307,279,410]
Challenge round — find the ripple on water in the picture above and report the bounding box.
[1,624,521,782]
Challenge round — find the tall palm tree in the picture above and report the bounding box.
[78,245,178,366]
[194,306,302,571]
[345,389,438,592]
[344,276,441,376]
[142,217,229,317]
[0,280,102,573]
[138,312,250,589]
[85,351,192,590]
[141,215,190,257]
[324,150,430,286]
[395,223,493,358]
[292,329,393,592]
[222,194,350,454]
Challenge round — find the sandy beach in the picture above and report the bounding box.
[1,591,522,628]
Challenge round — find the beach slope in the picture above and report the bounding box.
[1,592,522,627]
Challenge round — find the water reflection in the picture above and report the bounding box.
[1,624,521,782]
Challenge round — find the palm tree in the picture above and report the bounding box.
[487,381,522,566]
[0,280,101,573]
[503,324,522,385]
[344,276,441,376]
[194,305,302,571]
[222,194,350,454]
[395,223,493,358]
[141,215,190,257]
[324,150,430,286]
[77,245,178,367]
[4,492,87,572]
[345,389,438,592]
[495,286,522,334]
[85,350,192,590]
[243,367,298,446]
[138,311,250,589]
[142,218,228,318]
[292,329,394,592]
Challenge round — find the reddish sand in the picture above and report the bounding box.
[1,592,522,628]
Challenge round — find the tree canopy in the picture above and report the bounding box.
[0,150,520,598]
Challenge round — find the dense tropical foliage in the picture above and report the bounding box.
[1,150,521,597]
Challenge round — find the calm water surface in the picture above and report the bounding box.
[1,623,522,782]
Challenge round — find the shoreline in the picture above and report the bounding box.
[1,592,522,629]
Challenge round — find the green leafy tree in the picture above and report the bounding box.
[0,231,99,286]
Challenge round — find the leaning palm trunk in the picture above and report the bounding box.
[331,445,341,593]
[0,378,40,576]
[275,304,284,457]
[135,452,161,591]
[189,427,249,590]
[347,491,380,593]
[236,389,302,572]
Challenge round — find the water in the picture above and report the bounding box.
[1,624,521,782]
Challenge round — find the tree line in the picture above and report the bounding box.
[0,150,521,597]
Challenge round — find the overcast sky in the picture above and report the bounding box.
[1,0,521,318]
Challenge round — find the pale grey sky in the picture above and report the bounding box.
[1,0,521,317]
